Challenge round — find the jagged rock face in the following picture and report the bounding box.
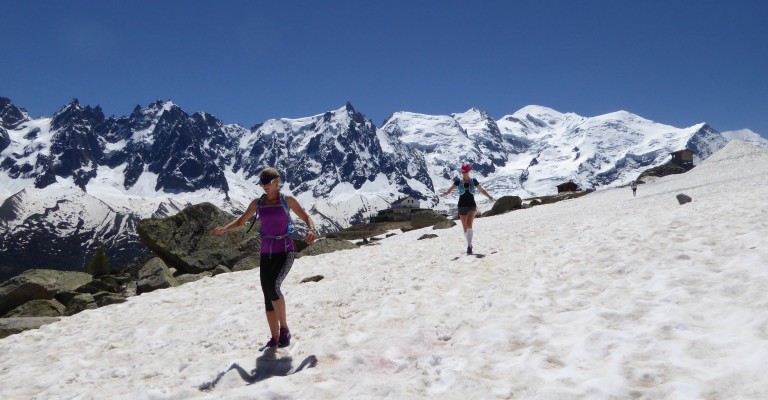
[239,103,433,200]
[1,97,29,157]
[143,107,235,193]
[684,124,730,162]
[0,97,28,130]
[4,99,241,193]
[47,100,107,189]
[0,127,10,154]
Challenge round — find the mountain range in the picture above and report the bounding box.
[1,96,765,281]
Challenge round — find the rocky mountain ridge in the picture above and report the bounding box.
[2,96,762,280]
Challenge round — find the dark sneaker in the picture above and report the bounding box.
[279,327,291,348]
[260,337,279,350]
[467,245,473,255]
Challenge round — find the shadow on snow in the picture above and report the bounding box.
[199,349,318,391]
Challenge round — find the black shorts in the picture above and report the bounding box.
[458,206,477,216]
[260,252,295,311]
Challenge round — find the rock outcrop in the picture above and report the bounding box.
[137,202,261,274]
[0,269,92,317]
[410,211,452,230]
[483,195,523,217]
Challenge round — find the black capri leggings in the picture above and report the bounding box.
[260,252,295,311]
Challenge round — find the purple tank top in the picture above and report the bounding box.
[258,202,295,253]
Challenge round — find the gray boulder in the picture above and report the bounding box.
[137,202,261,274]
[94,292,127,307]
[176,272,213,285]
[212,265,231,276]
[65,293,97,316]
[75,278,119,294]
[483,196,523,217]
[232,256,259,272]
[0,269,92,317]
[122,281,137,297]
[54,291,81,308]
[0,317,61,339]
[410,211,451,230]
[5,299,66,317]
[433,220,456,230]
[137,257,179,294]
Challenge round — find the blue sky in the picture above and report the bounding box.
[2,0,766,137]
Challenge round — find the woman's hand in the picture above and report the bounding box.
[304,229,317,244]
[211,227,227,235]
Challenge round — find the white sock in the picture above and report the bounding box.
[465,229,473,247]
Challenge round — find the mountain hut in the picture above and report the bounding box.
[670,149,694,169]
[370,196,426,223]
[556,181,579,193]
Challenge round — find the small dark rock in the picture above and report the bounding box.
[301,275,324,283]
[676,194,693,205]
[212,265,231,276]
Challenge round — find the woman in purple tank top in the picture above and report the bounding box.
[212,167,317,350]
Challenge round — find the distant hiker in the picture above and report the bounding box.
[630,181,638,197]
[211,167,317,350]
[441,162,495,255]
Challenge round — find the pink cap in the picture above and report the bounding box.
[460,163,471,173]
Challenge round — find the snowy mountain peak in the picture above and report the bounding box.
[0,97,748,281]
[512,105,571,121]
[721,128,768,147]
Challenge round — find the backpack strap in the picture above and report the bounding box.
[245,194,267,234]
[454,177,465,195]
[280,194,295,234]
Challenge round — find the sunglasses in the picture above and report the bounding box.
[259,177,279,186]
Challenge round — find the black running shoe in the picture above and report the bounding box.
[467,245,473,255]
[259,337,278,351]
[279,327,291,348]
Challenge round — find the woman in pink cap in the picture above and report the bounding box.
[441,162,495,254]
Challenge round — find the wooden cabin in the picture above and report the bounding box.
[670,149,694,169]
[556,181,579,193]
